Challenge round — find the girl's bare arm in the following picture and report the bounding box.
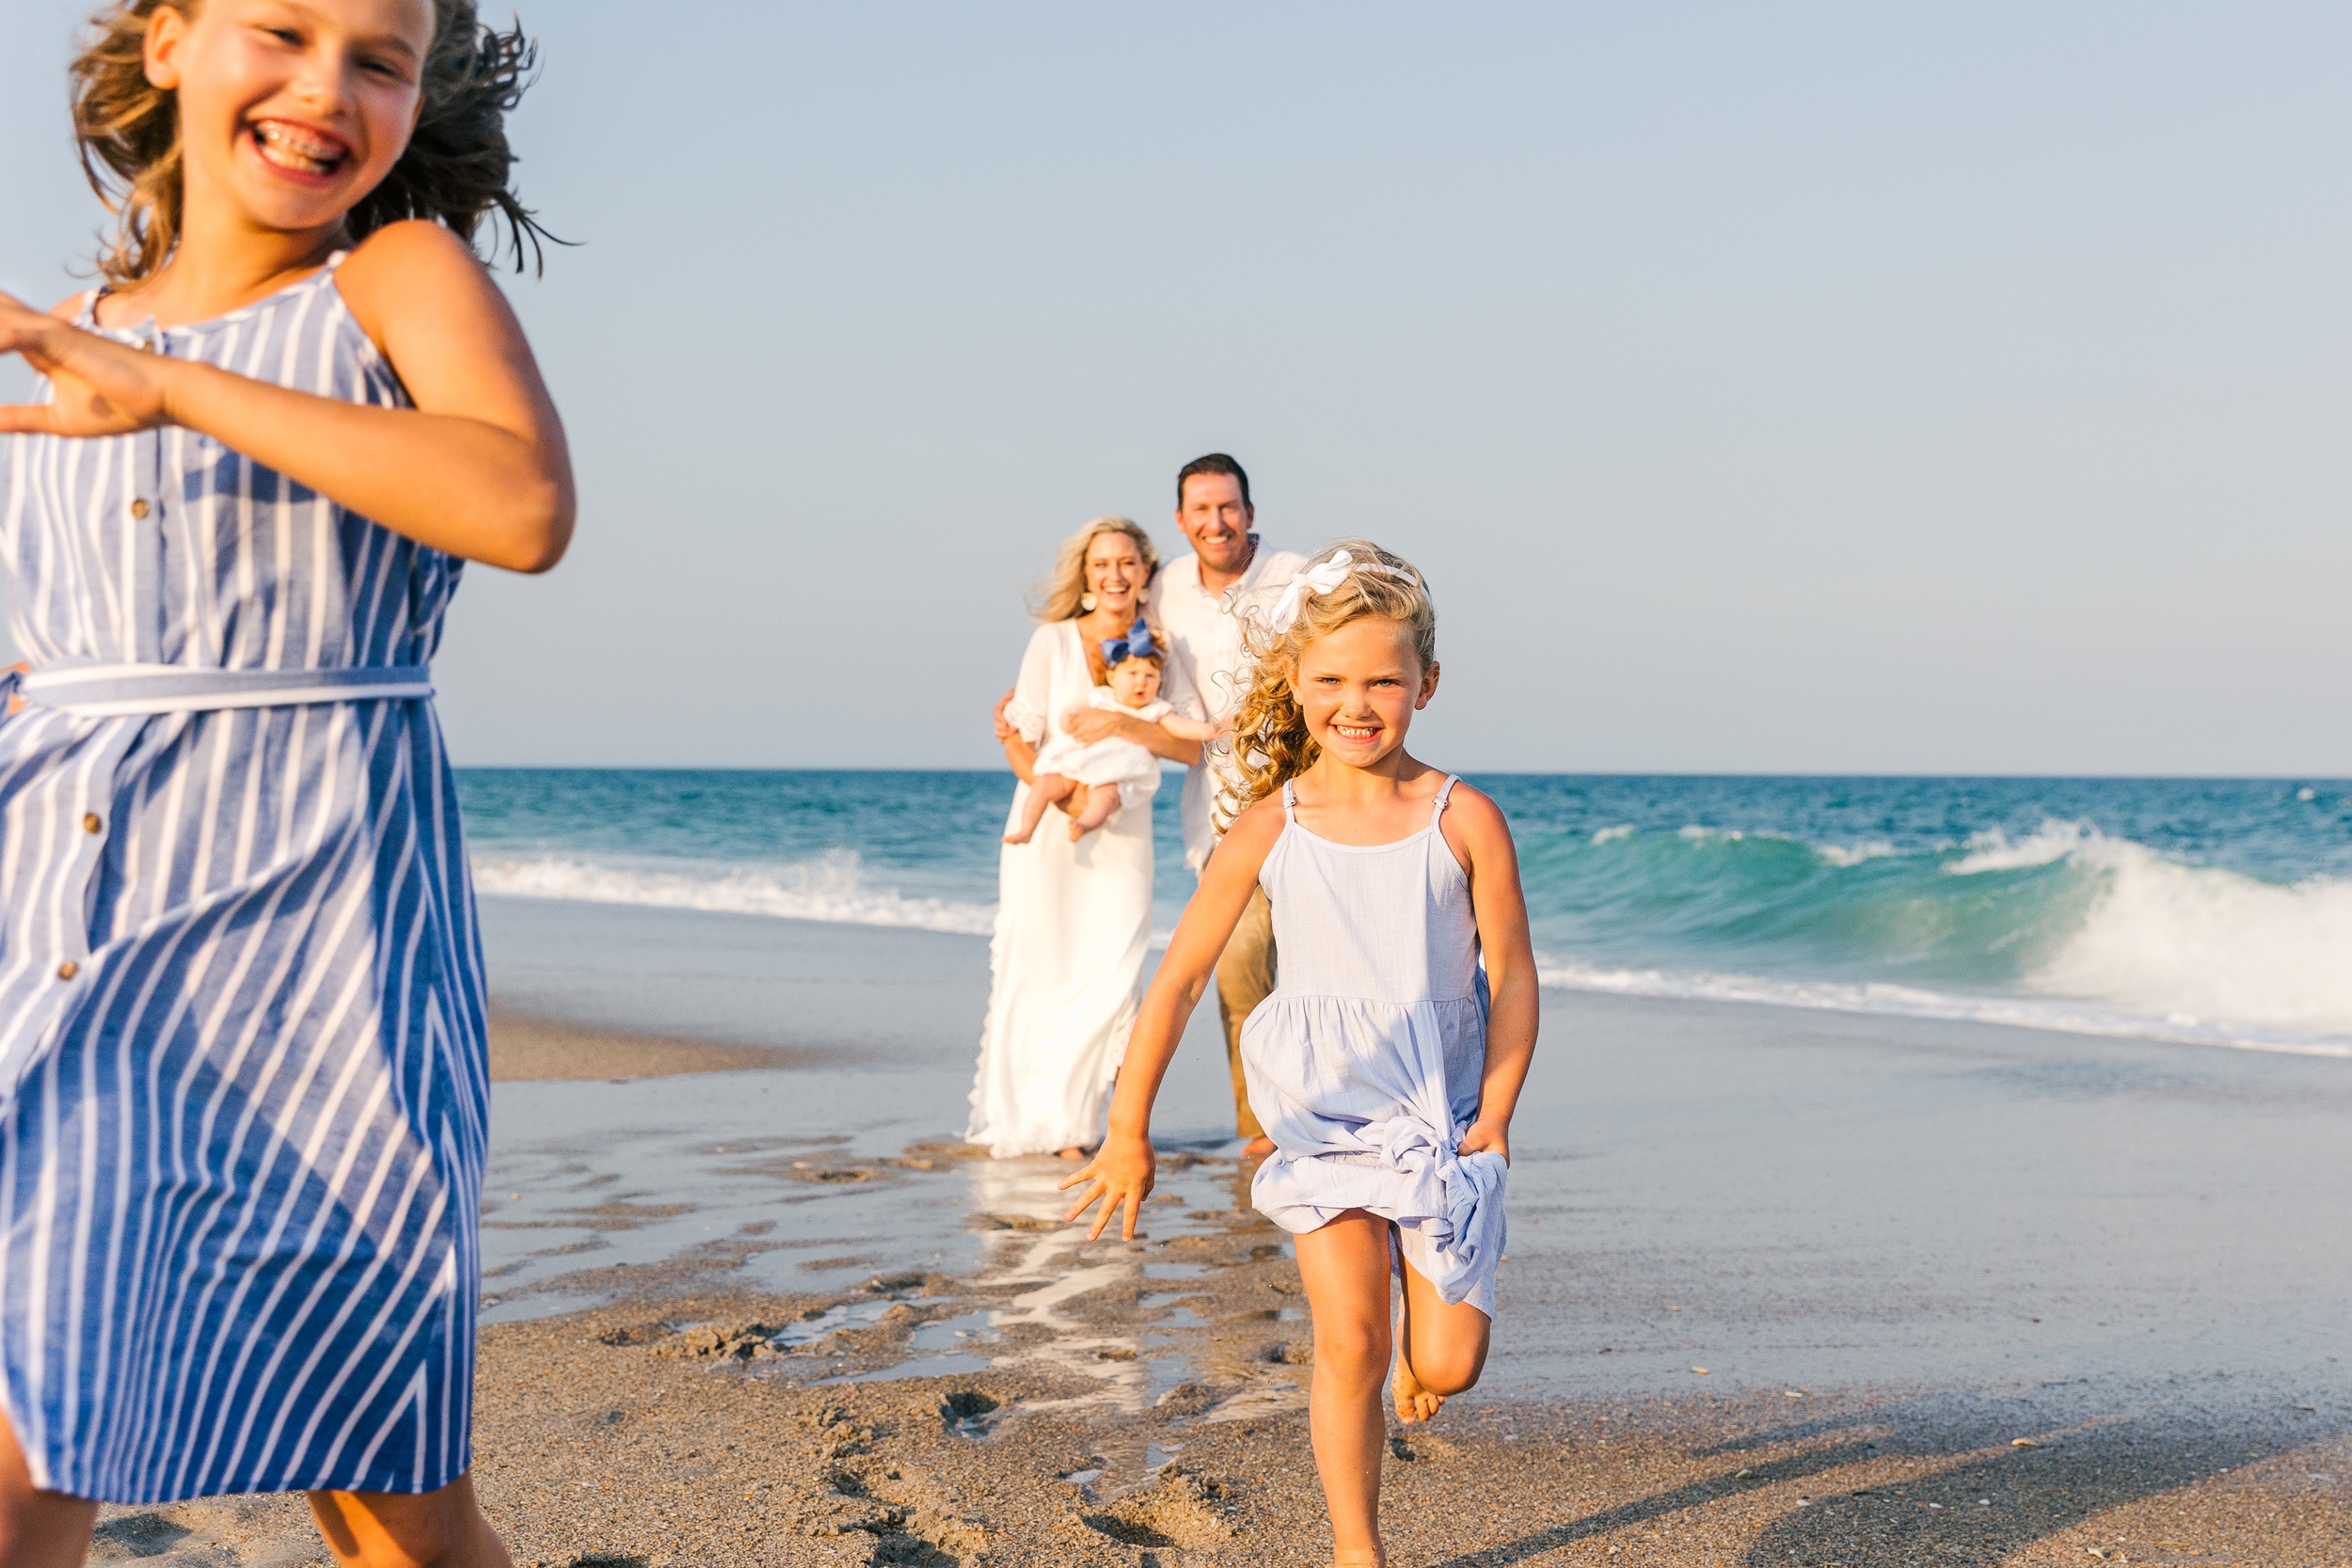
[1446,786,1539,1162]
[0,222,573,574]
[1060,797,1286,1240]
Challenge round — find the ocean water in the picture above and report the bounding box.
[457,769,2352,1058]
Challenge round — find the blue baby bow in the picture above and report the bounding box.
[1101,618,1159,666]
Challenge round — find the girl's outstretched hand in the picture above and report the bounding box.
[0,293,172,437]
[1059,1131,1156,1242]
[1456,1117,1511,1165]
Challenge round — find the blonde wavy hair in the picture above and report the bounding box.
[1221,540,1437,821]
[71,0,556,286]
[1030,516,1160,625]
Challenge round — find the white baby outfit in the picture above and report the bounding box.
[1242,776,1507,1316]
[1028,689,1175,811]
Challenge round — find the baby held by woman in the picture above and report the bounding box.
[1006,619,1214,844]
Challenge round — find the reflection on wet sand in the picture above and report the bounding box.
[476,1064,1316,1421]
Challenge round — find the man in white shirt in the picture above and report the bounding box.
[1148,454,1303,1154]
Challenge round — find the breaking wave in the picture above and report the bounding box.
[1523,820,2352,1054]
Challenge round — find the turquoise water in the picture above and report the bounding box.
[456,769,2352,1055]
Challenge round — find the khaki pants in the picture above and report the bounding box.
[1214,888,1277,1141]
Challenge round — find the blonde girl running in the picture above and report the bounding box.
[1062,541,1539,1567]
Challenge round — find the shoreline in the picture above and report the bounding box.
[82,899,2348,1564]
[474,891,2352,1073]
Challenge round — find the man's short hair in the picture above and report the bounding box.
[1177,453,1251,511]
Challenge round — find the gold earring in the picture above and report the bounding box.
[1080,593,1097,611]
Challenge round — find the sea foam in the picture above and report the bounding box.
[1946,820,2098,874]
[2026,832,2352,1039]
[470,849,997,937]
[1534,958,2352,1059]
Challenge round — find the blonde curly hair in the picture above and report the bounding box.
[1029,516,1160,625]
[70,0,556,285]
[1220,540,1436,822]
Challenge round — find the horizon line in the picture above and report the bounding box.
[448,763,2351,784]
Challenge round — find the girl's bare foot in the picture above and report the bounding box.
[1242,1135,1276,1157]
[1057,1146,1088,1161]
[1392,1354,1445,1425]
[1002,830,1033,845]
[1332,1549,1385,1566]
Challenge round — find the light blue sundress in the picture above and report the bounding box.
[1242,775,1509,1316]
[0,258,488,1502]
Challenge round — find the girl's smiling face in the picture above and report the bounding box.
[147,0,434,239]
[1292,616,1439,768]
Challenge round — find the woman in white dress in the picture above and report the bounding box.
[970,518,1200,1159]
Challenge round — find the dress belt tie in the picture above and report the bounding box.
[1,662,434,718]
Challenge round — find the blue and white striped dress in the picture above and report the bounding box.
[0,258,488,1502]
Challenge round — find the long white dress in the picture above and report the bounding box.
[965,621,1156,1156]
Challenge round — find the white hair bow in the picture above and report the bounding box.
[1265,549,1416,633]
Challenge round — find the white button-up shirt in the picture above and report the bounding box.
[1149,540,1307,872]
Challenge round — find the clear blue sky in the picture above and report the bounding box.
[4,2,2346,773]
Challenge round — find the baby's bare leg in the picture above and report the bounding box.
[1392,1254,1491,1425]
[1066,784,1120,839]
[1294,1210,1394,1566]
[1005,775,1076,844]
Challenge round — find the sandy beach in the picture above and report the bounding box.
[89,901,2352,1565]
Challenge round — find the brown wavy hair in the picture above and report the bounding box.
[1221,540,1437,822]
[71,0,557,286]
[1030,516,1161,626]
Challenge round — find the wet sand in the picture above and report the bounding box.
[89,902,2352,1565]
[101,1260,2352,1567]
[489,1010,826,1081]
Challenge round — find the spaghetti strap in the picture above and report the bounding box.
[1282,780,1299,822]
[1430,773,1459,826]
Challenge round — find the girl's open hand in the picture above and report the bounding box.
[1456,1117,1510,1165]
[0,292,174,437]
[1058,1131,1156,1242]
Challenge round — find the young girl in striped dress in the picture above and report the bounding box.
[0,0,569,1562]
[1063,542,1539,1567]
